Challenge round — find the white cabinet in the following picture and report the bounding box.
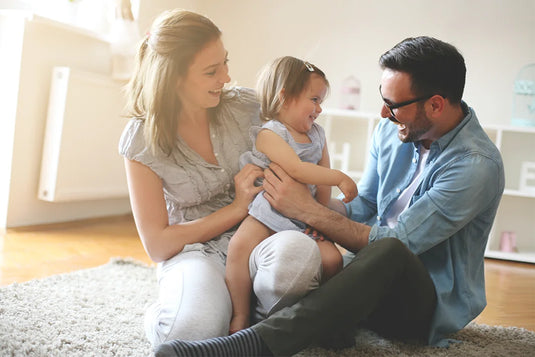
[320,108,535,264]
[483,125,535,263]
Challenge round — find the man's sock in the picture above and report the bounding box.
[154,328,273,357]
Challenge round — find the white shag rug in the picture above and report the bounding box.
[1,259,534,357]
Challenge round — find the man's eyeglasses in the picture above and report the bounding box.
[379,85,434,123]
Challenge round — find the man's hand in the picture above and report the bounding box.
[262,163,320,222]
[264,164,371,252]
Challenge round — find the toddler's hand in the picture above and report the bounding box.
[338,173,358,203]
[304,226,326,241]
[229,315,249,335]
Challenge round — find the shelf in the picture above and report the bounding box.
[482,122,535,133]
[322,108,380,120]
[484,250,535,264]
[485,195,535,264]
[503,189,535,198]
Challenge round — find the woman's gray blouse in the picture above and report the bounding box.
[118,87,261,253]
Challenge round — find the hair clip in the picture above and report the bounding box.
[304,61,314,72]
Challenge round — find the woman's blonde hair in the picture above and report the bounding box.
[125,9,221,155]
[256,56,329,122]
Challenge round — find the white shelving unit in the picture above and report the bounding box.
[320,108,535,264]
[482,124,535,264]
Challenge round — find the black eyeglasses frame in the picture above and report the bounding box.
[379,85,434,123]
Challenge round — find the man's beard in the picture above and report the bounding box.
[399,105,432,143]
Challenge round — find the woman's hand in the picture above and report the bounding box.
[232,164,264,214]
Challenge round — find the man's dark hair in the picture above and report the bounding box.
[379,36,466,104]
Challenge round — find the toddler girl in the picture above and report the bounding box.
[225,56,358,334]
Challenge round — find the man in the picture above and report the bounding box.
[155,36,505,357]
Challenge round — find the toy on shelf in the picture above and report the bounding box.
[512,63,535,127]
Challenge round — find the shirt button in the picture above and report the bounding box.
[396,188,401,193]
[215,152,219,157]
[377,215,381,221]
[220,168,225,173]
[212,134,216,138]
[412,158,417,163]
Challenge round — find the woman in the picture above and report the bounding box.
[118,9,322,347]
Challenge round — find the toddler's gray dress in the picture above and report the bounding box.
[239,120,326,233]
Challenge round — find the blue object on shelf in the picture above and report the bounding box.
[512,63,535,127]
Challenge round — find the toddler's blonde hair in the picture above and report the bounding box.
[256,56,329,122]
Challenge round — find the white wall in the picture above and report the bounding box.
[191,0,535,126]
[137,0,197,35]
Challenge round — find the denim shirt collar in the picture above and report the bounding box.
[425,101,472,156]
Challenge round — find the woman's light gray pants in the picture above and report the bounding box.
[144,231,322,346]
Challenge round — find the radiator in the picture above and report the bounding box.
[38,67,129,202]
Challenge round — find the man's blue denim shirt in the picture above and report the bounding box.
[344,103,504,346]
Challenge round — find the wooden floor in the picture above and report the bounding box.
[1,214,534,332]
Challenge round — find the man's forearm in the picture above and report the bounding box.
[296,199,371,252]
[262,163,371,251]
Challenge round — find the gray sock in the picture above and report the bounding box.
[154,328,273,357]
